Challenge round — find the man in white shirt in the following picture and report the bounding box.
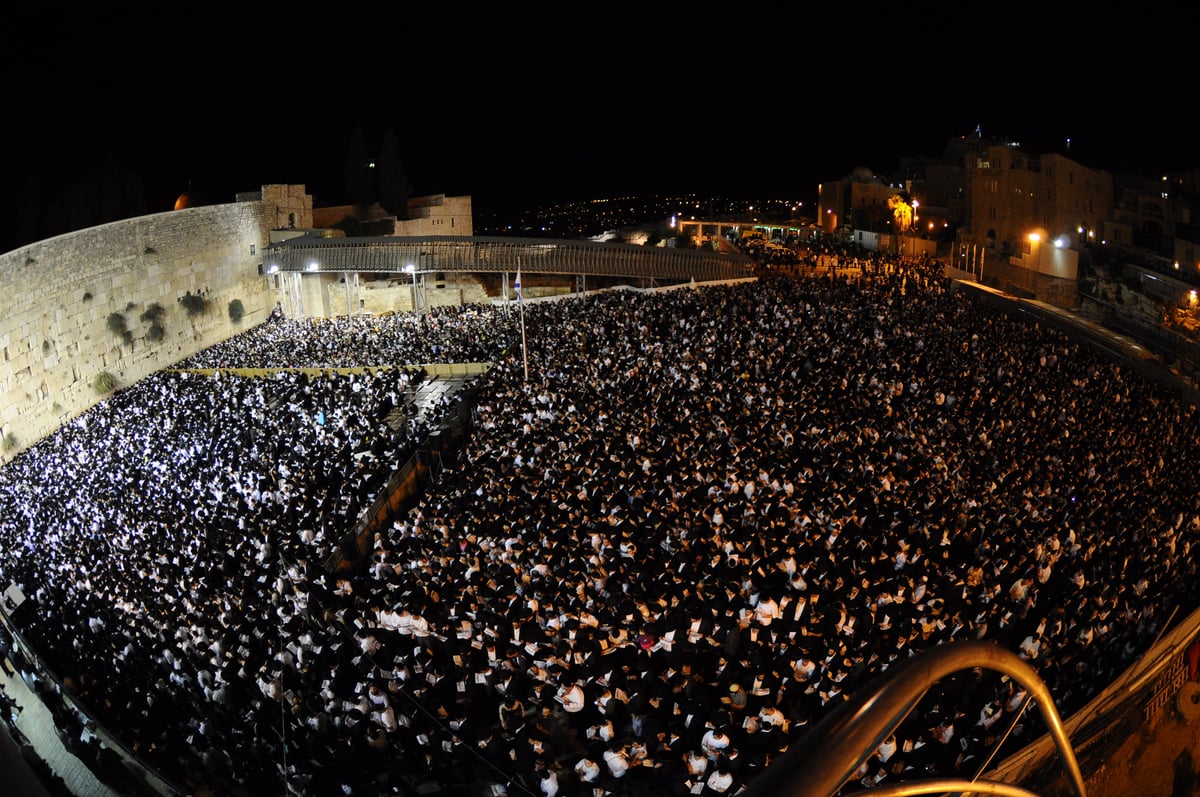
[574,756,601,784]
[536,767,559,797]
[603,744,629,779]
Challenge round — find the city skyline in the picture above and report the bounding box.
[3,5,1195,251]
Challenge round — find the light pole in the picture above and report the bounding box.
[405,263,416,313]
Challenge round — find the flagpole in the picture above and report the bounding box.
[517,259,528,382]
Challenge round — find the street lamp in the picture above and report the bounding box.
[405,263,416,313]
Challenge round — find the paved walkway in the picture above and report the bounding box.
[0,714,56,797]
[0,661,122,797]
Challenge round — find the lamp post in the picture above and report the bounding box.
[405,263,416,313]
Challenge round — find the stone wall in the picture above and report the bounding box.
[0,199,278,459]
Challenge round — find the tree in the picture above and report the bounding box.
[377,128,413,220]
[888,194,914,234]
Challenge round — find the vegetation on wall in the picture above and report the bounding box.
[93,371,117,395]
[140,302,165,323]
[180,292,209,317]
[2,432,16,452]
[106,312,125,336]
[106,312,129,342]
[228,299,245,323]
[141,302,166,343]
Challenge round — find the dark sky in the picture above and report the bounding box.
[3,4,1196,247]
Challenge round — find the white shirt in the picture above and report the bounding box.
[574,758,600,782]
[560,683,586,713]
[603,748,629,778]
[706,768,734,793]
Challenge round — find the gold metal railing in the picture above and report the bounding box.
[740,640,1087,797]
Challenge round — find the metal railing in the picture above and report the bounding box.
[0,607,188,797]
[740,640,1087,797]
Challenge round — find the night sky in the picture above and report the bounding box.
[3,3,1196,250]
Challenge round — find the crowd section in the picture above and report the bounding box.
[0,251,1198,797]
[175,307,505,370]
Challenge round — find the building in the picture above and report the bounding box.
[956,138,1112,285]
[816,167,906,238]
[311,194,473,237]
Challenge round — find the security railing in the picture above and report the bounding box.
[0,607,188,796]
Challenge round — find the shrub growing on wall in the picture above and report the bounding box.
[228,299,245,323]
[140,302,165,323]
[2,432,16,452]
[93,371,117,395]
[180,293,208,317]
[141,302,166,344]
[106,312,128,338]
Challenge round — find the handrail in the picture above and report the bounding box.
[740,640,1086,797]
[0,604,188,796]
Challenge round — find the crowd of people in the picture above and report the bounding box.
[0,249,1198,797]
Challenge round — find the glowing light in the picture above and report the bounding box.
[306,261,319,272]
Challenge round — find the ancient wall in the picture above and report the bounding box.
[0,199,278,458]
